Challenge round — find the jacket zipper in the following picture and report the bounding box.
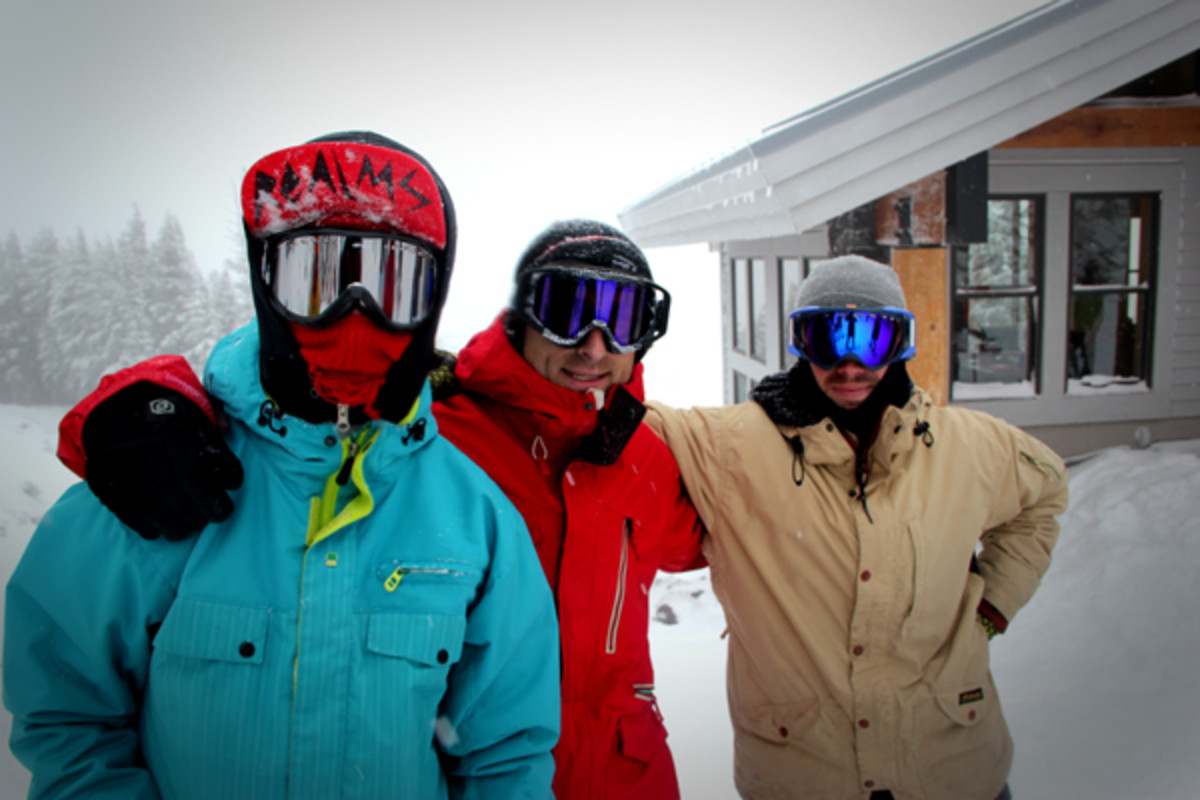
[385,566,468,592]
[606,520,632,654]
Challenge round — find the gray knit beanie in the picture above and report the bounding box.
[795,255,907,310]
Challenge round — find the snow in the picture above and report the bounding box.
[1,404,1198,798]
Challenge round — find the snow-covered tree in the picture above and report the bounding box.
[40,230,112,403]
[98,209,158,376]
[150,214,211,370]
[0,229,58,402]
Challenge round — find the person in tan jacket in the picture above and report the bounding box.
[647,255,1068,800]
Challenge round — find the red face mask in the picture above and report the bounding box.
[289,313,412,418]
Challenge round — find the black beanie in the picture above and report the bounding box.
[512,219,653,283]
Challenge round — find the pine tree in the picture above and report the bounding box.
[99,209,157,375]
[1,229,58,402]
[198,256,254,367]
[150,214,210,370]
[0,233,24,402]
[40,229,109,403]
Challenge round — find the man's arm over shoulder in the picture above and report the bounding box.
[5,485,194,798]
[438,497,560,799]
[643,401,731,528]
[975,420,1070,626]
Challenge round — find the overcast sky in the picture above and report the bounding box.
[0,0,1044,406]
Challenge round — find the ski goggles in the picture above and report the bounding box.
[262,228,439,330]
[787,306,916,369]
[516,268,670,353]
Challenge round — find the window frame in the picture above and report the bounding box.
[958,150,1183,428]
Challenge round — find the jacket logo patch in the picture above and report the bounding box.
[959,688,985,705]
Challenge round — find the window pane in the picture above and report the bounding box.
[953,294,1036,386]
[1071,195,1155,287]
[957,198,1039,289]
[780,258,803,366]
[732,371,749,402]
[750,258,767,361]
[733,258,749,354]
[1068,194,1157,388]
[1068,292,1150,381]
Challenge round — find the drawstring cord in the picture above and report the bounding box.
[854,446,874,523]
[787,435,807,486]
[914,420,934,447]
[257,400,287,437]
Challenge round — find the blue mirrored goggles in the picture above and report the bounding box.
[517,268,670,353]
[262,228,439,331]
[788,306,916,370]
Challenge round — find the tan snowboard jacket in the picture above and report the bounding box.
[647,382,1067,800]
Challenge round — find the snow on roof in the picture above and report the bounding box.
[618,0,1200,248]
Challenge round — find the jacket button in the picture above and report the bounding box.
[324,435,337,446]
[968,709,977,721]
[437,649,449,664]
[864,780,876,789]
[858,718,870,729]
[860,571,871,582]
[778,726,788,738]
[852,645,864,656]
[826,423,835,432]
[238,641,256,658]
[848,489,857,498]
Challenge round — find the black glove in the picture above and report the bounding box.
[81,382,244,541]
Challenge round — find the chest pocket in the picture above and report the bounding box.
[154,596,270,665]
[366,612,466,667]
[365,612,467,706]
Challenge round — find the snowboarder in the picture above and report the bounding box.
[5,132,560,799]
[646,255,1069,799]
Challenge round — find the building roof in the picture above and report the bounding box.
[617,0,1200,248]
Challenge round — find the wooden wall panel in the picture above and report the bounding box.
[875,172,946,247]
[996,106,1200,149]
[893,248,948,405]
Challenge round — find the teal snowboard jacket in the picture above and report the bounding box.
[4,323,560,799]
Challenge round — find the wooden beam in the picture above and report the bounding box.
[893,248,949,405]
[996,106,1200,148]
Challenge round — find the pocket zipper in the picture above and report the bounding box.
[606,520,632,654]
[385,566,467,593]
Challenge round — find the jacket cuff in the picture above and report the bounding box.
[57,355,211,479]
[977,598,1009,636]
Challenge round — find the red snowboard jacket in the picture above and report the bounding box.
[438,314,705,799]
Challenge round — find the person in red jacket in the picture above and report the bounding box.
[57,218,706,799]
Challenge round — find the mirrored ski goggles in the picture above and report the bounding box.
[517,268,670,353]
[787,306,916,369]
[263,229,439,330]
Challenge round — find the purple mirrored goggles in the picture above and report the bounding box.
[516,267,670,353]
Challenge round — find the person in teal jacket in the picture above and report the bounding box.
[3,132,560,799]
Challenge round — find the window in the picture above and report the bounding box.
[750,258,768,361]
[779,258,804,367]
[732,258,750,354]
[732,371,751,402]
[1067,194,1157,391]
[951,197,1042,399]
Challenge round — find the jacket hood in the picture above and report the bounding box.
[452,313,646,466]
[203,322,438,485]
[456,313,645,425]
